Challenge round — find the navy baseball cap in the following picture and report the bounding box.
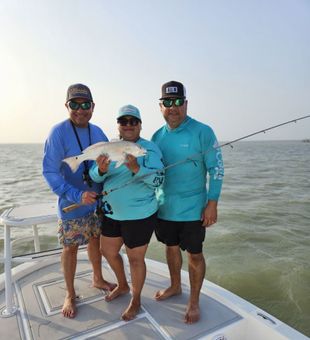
[160,80,186,99]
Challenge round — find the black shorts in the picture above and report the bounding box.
[101,213,156,249]
[155,219,206,254]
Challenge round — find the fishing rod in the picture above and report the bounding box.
[63,114,310,213]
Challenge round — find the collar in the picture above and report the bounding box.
[165,116,191,132]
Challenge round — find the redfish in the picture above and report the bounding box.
[63,140,146,173]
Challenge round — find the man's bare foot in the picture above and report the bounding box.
[93,278,117,291]
[105,285,130,302]
[62,296,77,318]
[121,299,141,321]
[154,286,182,301]
[184,304,200,324]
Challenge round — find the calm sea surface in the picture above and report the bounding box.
[0,141,309,336]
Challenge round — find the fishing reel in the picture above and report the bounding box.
[101,201,113,215]
[95,200,113,219]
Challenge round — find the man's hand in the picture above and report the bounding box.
[81,191,98,205]
[201,200,218,227]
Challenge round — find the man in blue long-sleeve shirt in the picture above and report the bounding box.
[152,81,224,324]
[43,84,115,318]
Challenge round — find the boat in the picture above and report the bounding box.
[0,203,308,339]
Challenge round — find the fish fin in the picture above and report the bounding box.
[115,152,127,168]
[62,155,82,173]
[83,141,108,153]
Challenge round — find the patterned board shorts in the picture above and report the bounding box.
[58,212,102,246]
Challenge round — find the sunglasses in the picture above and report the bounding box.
[68,101,92,111]
[161,98,185,108]
[117,117,141,126]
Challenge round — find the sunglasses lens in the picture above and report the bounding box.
[130,118,140,126]
[80,102,92,110]
[118,118,140,126]
[69,101,79,110]
[162,98,184,107]
[118,119,127,126]
[175,98,184,107]
[162,99,173,108]
[69,101,91,110]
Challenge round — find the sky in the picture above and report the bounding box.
[0,0,309,143]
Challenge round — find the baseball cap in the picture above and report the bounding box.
[159,80,186,99]
[117,104,141,121]
[66,83,93,103]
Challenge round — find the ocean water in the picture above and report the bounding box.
[0,141,309,336]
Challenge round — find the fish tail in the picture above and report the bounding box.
[63,155,83,173]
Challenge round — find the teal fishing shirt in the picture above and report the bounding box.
[151,116,224,221]
[43,119,108,220]
[89,137,164,221]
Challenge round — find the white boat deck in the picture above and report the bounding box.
[0,203,308,339]
[0,254,242,339]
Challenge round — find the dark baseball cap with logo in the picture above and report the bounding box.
[66,83,93,103]
[159,80,186,100]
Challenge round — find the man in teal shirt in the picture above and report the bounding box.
[152,81,224,324]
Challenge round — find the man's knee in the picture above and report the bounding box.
[188,252,205,267]
[166,245,181,256]
[88,236,100,245]
[62,245,79,256]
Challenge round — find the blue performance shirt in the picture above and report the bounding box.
[89,137,164,221]
[42,119,108,220]
[151,116,224,221]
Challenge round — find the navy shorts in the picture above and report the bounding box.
[101,213,156,249]
[155,219,206,254]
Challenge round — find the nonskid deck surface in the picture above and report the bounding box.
[0,258,241,339]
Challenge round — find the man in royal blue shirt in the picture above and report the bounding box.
[152,81,224,324]
[43,84,115,318]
